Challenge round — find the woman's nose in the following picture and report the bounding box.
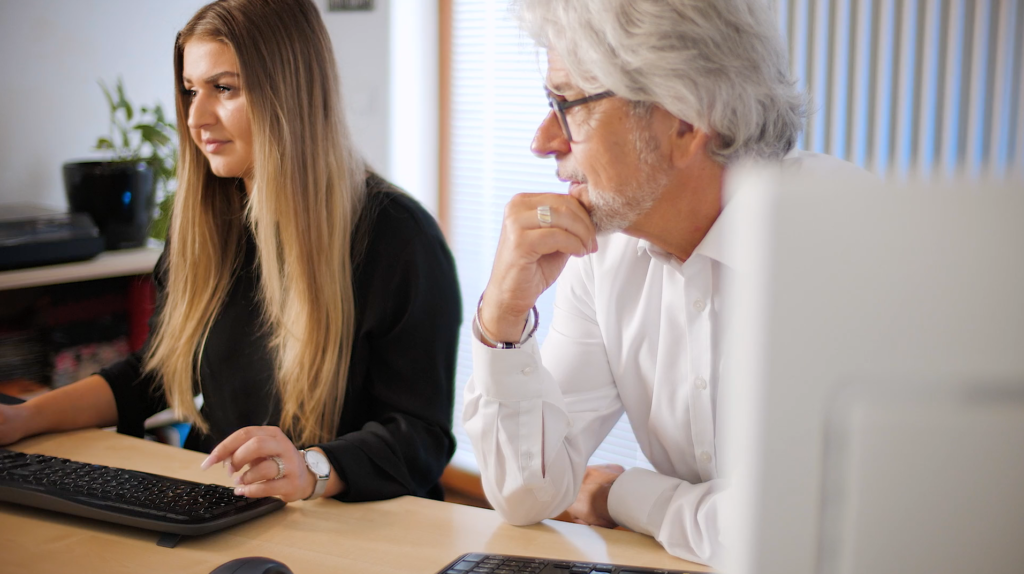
[186,92,215,130]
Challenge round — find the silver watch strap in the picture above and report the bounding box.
[301,449,330,501]
[306,474,328,500]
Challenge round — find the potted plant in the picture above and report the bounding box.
[63,78,177,249]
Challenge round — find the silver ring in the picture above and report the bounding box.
[537,205,552,228]
[270,456,285,480]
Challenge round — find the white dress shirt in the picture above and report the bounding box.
[462,151,866,567]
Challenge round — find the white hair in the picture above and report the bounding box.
[513,0,807,164]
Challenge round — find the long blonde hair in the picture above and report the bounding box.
[146,0,366,446]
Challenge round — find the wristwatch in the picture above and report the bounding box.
[300,449,331,500]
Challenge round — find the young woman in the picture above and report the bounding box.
[0,0,461,504]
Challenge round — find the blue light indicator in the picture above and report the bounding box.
[122,191,131,206]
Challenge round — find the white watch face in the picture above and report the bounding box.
[304,450,331,478]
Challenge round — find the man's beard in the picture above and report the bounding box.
[560,128,668,233]
[588,177,664,233]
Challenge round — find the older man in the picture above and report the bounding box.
[462,0,862,567]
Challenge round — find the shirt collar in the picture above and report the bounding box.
[635,192,742,271]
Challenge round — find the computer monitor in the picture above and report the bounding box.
[718,164,1024,574]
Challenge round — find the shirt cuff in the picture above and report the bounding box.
[608,467,680,537]
[470,336,545,402]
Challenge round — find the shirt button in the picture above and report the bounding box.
[699,451,712,463]
[521,366,535,376]
[693,298,706,312]
[694,376,707,390]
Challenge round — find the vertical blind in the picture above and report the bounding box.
[779,0,1024,177]
[447,0,1023,472]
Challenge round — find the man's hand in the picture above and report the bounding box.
[567,463,625,528]
[479,193,597,343]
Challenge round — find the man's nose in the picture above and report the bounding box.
[531,110,571,158]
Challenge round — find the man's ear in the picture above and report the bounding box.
[670,119,712,168]
[677,119,694,137]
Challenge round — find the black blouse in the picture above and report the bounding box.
[99,175,462,502]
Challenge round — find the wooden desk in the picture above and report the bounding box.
[0,430,708,573]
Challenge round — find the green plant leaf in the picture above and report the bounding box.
[99,81,115,113]
[115,78,133,122]
[95,137,115,150]
[149,192,175,242]
[136,124,171,147]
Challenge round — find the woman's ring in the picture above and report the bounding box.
[270,456,285,480]
[537,205,552,228]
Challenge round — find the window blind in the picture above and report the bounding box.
[448,0,654,472]
[778,0,1024,177]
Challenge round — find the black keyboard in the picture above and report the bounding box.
[0,448,284,545]
[436,553,708,574]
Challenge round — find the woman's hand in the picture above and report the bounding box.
[0,404,31,446]
[201,426,316,502]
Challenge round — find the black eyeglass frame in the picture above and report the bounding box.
[546,90,615,142]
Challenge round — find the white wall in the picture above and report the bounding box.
[389,0,438,216]
[0,0,392,210]
[323,0,391,178]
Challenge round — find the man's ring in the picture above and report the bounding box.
[537,205,552,228]
[271,456,285,480]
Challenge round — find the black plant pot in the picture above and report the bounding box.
[63,160,155,250]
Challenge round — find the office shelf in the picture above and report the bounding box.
[0,246,162,291]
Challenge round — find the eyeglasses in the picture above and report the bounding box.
[546,90,615,142]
